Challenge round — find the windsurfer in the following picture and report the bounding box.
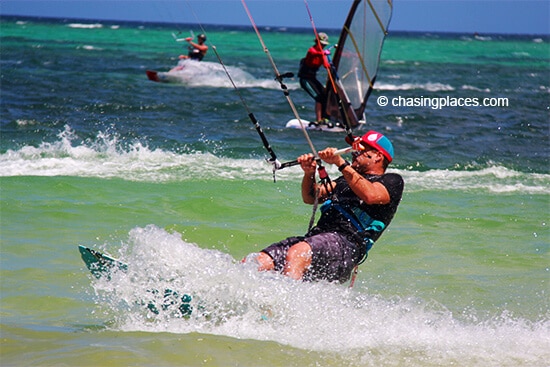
[243,131,404,283]
[298,32,332,125]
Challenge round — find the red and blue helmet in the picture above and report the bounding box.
[348,131,394,162]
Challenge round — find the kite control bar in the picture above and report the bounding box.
[277,147,354,170]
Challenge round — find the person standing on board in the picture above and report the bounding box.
[298,32,332,126]
[243,131,404,283]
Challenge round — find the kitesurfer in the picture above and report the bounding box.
[170,33,209,72]
[177,33,208,61]
[243,131,404,283]
[298,32,332,125]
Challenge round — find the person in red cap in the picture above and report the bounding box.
[243,131,404,283]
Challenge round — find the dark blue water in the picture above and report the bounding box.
[2,16,549,174]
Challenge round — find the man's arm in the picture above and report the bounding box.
[298,154,317,204]
[299,154,335,204]
[341,169,390,204]
[188,40,208,54]
[318,148,390,205]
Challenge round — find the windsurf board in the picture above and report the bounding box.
[285,118,346,132]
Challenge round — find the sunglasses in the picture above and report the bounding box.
[352,149,378,160]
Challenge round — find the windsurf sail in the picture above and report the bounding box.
[324,0,393,128]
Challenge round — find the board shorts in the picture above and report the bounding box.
[261,231,364,283]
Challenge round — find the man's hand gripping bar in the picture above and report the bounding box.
[277,147,354,170]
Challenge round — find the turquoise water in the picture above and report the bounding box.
[1,15,549,366]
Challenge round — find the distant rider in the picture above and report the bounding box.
[170,33,209,72]
[182,33,208,61]
[298,32,331,125]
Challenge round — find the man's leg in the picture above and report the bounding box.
[252,252,275,272]
[283,241,312,280]
[315,102,323,121]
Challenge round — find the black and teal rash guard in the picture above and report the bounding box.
[314,172,404,246]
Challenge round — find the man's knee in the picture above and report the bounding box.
[286,242,312,262]
[283,242,312,280]
[245,251,274,272]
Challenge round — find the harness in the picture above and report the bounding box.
[320,198,386,288]
[188,46,204,61]
[298,58,317,79]
[320,199,386,260]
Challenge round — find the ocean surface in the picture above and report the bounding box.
[1,14,549,367]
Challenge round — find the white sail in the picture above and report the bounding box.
[325,0,393,128]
